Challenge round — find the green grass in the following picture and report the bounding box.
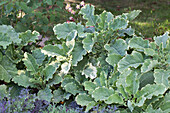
[75,0,170,38]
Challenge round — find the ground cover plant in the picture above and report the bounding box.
[0,1,169,113]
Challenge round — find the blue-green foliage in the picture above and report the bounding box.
[0,4,169,113]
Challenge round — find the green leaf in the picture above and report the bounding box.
[98,11,114,30]
[92,87,114,101]
[41,65,56,81]
[82,33,95,53]
[66,30,77,55]
[64,82,83,95]
[135,84,166,99]
[71,42,87,66]
[84,81,97,94]
[38,87,53,102]
[47,74,62,86]
[125,10,141,21]
[153,31,169,48]
[0,33,11,49]
[105,93,124,104]
[85,101,96,112]
[0,52,2,62]
[79,4,99,26]
[0,85,7,98]
[82,63,97,79]
[145,105,163,113]
[105,39,128,56]
[144,48,156,56]
[32,48,46,66]
[139,71,154,89]
[43,0,53,5]
[53,22,83,39]
[154,69,170,88]
[41,44,64,57]
[76,94,95,106]
[106,53,123,66]
[0,25,21,49]
[0,56,18,82]
[126,71,139,95]
[61,62,71,74]
[53,88,65,103]
[5,45,23,63]
[118,51,144,72]
[160,92,170,112]
[61,78,79,88]
[141,59,158,73]
[164,38,170,52]
[109,17,128,31]
[129,37,149,50]
[19,30,39,46]
[42,61,60,81]
[12,71,36,88]
[116,69,131,99]
[23,52,39,75]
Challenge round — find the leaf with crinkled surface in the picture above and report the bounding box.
[12,71,36,88]
[0,56,18,82]
[145,105,163,113]
[153,31,169,48]
[144,48,156,56]
[0,52,2,61]
[135,84,166,99]
[64,82,83,95]
[92,87,114,101]
[41,44,64,57]
[23,52,39,75]
[66,30,77,55]
[82,63,97,79]
[109,17,128,31]
[125,71,139,95]
[61,62,71,74]
[38,87,53,102]
[0,25,21,49]
[47,74,62,86]
[98,11,114,30]
[71,42,87,66]
[41,65,56,81]
[154,69,170,88]
[106,53,123,67]
[139,71,154,88]
[105,93,124,104]
[116,69,131,99]
[19,30,39,46]
[53,22,83,39]
[76,94,95,106]
[32,49,46,66]
[85,101,96,112]
[53,88,65,103]
[125,10,141,21]
[160,92,170,112]
[82,33,95,53]
[0,33,12,49]
[84,81,97,94]
[79,4,99,26]
[0,85,7,98]
[105,39,127,56]
[129,37,149,50]
[118,51,144,72]
[141,59,158,73]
